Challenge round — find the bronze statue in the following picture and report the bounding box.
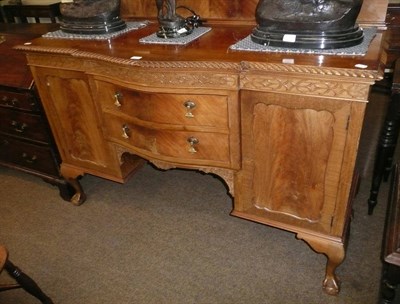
[59,0,126,34]
[156,0,177,21]
[252,0,364,49]
[156,0,193,38]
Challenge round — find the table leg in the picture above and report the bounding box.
[380,263,400,304]
[368,93,400,215]
[297,233,345,295]
[4,260,53,304]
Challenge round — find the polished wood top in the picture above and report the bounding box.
[0,23,59,89]
[17,22,384,77]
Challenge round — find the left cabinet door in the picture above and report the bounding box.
[31,67,123,179]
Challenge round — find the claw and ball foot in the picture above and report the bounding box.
[297,233,345,295]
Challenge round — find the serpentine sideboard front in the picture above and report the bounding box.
[17,22,384,295]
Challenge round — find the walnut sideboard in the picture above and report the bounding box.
[17,23,384,295]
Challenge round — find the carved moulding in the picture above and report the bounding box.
[241,73,372,100]
[90,61,239,90]
[113,144,235,196]
[17,45,240,90]
[16,45,241,71]
[239,62,379,101]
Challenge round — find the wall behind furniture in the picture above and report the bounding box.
[120,0,388,28]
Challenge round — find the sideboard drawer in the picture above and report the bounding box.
[0,134,59,176]
[0,89,38,112]
[95,81,229,129]
[0,107,49,143]
[103,113,231,166]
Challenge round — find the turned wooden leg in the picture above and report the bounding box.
[297,233,345,295]
[368,119,399,215]
[369,68,400,215]
[4,260,54,304]
[380,262,400,303]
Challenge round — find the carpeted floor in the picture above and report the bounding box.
[0,88,398,304]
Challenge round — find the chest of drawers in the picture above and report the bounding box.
[0,23,73,201]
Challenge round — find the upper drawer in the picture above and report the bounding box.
[0,89,38,112]
[95,81,229,129]
[0,107,49,143]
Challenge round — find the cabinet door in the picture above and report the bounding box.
[235,90,356,235]
[31,67,121,177]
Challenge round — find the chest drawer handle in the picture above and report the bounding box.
[10,98,19,107]
[114,92,123,107]
[22,153,37,164]
[122,124,130,139]
[11,121,28,133]
[187,136,199,153]
[183,100,196,118]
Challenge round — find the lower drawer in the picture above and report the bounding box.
[103,113,231,166]
[0,135,59,176]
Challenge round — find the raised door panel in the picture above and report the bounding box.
[234,90,351,235]
[31,67,121,177]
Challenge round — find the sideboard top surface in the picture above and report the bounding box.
[14,23,384,77]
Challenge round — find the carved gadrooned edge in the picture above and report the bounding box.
[241,62,381,80]
[241,74,372,101]
[16,45,382,81]
[16,45,240,89]
[15,45,77,55]
[15,45,241,71]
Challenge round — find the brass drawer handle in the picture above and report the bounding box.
[22,153,37,164]
[11,121,27,133]
[10,98,19,107]
[187,136,199,153]
[183,100,196,118]
[121,124,130,139]
[114,91,123,107]
[1,96,19,107]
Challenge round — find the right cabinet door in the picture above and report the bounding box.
[235,90,358,237]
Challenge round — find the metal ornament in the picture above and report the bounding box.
[59,0,126,35]
[156,0,202,39]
